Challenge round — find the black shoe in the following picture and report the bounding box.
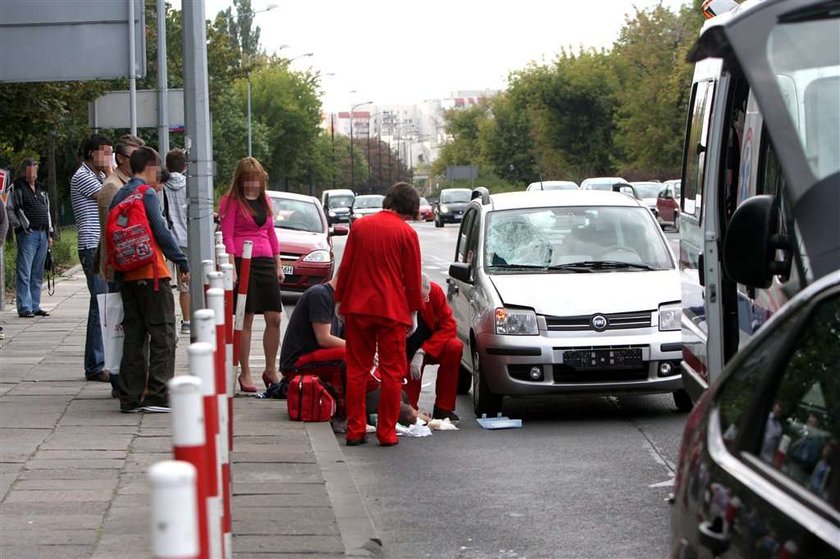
[346,437,368,446]
[18,312,34,318]
[432,407,460,422]
[120,404,142,413]
[86,371,111,383]
[33,310,49,316]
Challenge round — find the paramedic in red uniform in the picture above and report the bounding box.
[335,182,423,447]
[405,273,462,422]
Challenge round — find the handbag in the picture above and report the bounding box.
[44,248,55,296]
[97,292,125,374]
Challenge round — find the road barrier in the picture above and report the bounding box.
[221,262,235,451]
[149,461,199,559]
[232,240,253,367]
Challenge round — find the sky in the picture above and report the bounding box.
[179,0,690,112]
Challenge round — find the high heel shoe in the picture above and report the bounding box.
[238,377,258,393]
[262,371,280,389]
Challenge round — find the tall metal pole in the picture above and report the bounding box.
[157,0,169,155]
[183,0,215,315]
[377,118,382,191]
[128,0,137,135]
[349,110,355,190]
[330,113,336,188]
[366,122,371,190]
[246,78,252,157]
[388,138,393,184]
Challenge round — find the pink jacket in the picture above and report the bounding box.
[219,194,280,258]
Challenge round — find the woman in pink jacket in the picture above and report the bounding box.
[220,157,285,392]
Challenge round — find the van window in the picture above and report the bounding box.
[681,80,715,219]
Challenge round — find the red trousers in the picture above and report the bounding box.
[345,314,406,444]
[405,337,462,412]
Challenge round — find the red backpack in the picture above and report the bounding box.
[106,184,159,280]
[287,375,336,422]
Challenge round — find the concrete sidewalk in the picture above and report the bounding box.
[0,268,380,558]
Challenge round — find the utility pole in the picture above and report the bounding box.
[330,113,336,188]
[377,118,383,191]
[183,0,215,315]
[366,122,371,191]
[156,0,169,156]
[128,0,137,135]
[48,130,58,239]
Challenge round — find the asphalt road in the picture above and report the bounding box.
[289,220,686,559]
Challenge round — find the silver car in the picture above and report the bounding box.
[447,189,688,415]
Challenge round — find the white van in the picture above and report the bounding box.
[320,189,355,225]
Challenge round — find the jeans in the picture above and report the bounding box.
[79,247,106,377]
[15,230,48,315]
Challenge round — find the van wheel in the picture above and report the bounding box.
[457,364,472,395]
[673,389,693,412]
[435,215,444,228]
[673,214,680,233]
[472,347,502,416]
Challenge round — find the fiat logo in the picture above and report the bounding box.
[591,314,608,331]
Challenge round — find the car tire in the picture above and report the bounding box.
[472,346,502,416]
[673,389,693,412]
[457,364,472,395]
[435,216,443,228]
[673,214,680,233]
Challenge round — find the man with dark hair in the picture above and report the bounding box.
[162,148,190,333]
[335,181,423,446]
[109,146,189,413]
[70,134,112,382]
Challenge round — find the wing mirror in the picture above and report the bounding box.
[449,262,472,284]
[329,225,349,237]
[723,195,791,288]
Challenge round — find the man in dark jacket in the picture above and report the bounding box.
[109,147,189,413]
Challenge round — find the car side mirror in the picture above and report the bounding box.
[449,262,472,284]
[330,225,349,237]
[723,195,791,288]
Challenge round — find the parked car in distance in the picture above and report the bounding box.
[670,271,840,559]
[349,194,384,225]
[526,180,579,191]
[269,191,348,292]
[656,180,680,231]
[580,177,628,191]
[321,188,355,225]
[448,189,687,416]
[418,197,434,221]
[434,188,472,227]
[630,181,663,217]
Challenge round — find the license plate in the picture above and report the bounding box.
[563,348,643,370]
[282,266,294,276]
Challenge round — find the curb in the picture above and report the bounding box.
[306,423,383,558]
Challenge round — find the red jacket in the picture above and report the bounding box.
[419,282,458,359]
[335,210,423,326]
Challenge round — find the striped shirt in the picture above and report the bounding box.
[70,163,104,250]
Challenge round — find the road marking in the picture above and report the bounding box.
[649,477,675,488]
[424,265,442,270]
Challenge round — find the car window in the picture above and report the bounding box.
[456,209,476,264]
[466,209,481,271]
[353,196,383,209]
[328,195,353,209]
[271,197,324,233]
[441,190,471,204]
[755,294,840,510]
[681,80,715,219]
[483,206,673,271]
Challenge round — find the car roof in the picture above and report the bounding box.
[355,194,383,198]
[527,180,578,188]
[486,190,644,211]
[267,190,319,204]
[442,188,472,193]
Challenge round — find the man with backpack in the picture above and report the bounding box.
[108,147,189,413]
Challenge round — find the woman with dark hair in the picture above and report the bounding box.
[7,159,53,318]
[220,157,285,392]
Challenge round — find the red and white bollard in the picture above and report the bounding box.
[215,244,227,271]
[215,231,224,247]
[169,375,210,559]
[202,260,215,295]
[221,263,235,452]
[149,460,199,559]
[207,288,231,558]
[232,240,253,367]
[191,316,222,558]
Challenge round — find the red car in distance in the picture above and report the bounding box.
[268,191,348,293]
[418,197,434,221]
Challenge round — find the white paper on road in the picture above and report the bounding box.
[429,418,459,431]
[397,419,433,437]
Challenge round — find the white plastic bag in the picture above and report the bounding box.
[396,419,433,437]
[97,292,124,374]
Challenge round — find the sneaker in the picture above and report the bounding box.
[180,321,191,335]
[120,404,142,413]
[432,407,460,423]
[33,310,50,316]
[141,405,171,413]
[18,312,34,318]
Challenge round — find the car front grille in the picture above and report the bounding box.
[280,253,301,262]
[543,310,652,331]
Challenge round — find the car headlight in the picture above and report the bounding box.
[439,204,449,213]
[495,308,538,335]
[658,303,681,331]
[328,210,336,217]
[302,249,331,263]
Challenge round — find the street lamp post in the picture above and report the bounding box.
[349,100,372,190]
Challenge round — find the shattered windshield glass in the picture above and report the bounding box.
[484,206,673,272]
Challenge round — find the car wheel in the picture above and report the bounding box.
[673,389,693,412]
[457,364,472,395]
[673,214,680,233]
[435,215,444,228]
[472,346,502,416]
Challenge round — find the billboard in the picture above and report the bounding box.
[90,90,185,130]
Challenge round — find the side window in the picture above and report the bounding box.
[681,80,715,219]
[755,294,840,510]
[466,209,481,269]
[456,209,476,263]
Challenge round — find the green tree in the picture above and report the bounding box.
[431,104,490,177]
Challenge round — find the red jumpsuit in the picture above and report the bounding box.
[335,211,423,445]
[405,282,463,413]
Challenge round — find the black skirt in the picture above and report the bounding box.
[234,256,282,314]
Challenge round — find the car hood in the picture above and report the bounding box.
[641,197,658,208]
[488,270,680,315]
[274,227,329,256]
[329,206,351,215]
[353,208,381,216]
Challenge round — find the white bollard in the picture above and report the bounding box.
[149,460,198,559]
[215,244,227,270]
[208,271,224,292]
[194,310,215,349]
[214,231,223,246]
[220,263,236,454]
[201,260,215,294]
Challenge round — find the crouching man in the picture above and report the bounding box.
[405,273,463,422]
